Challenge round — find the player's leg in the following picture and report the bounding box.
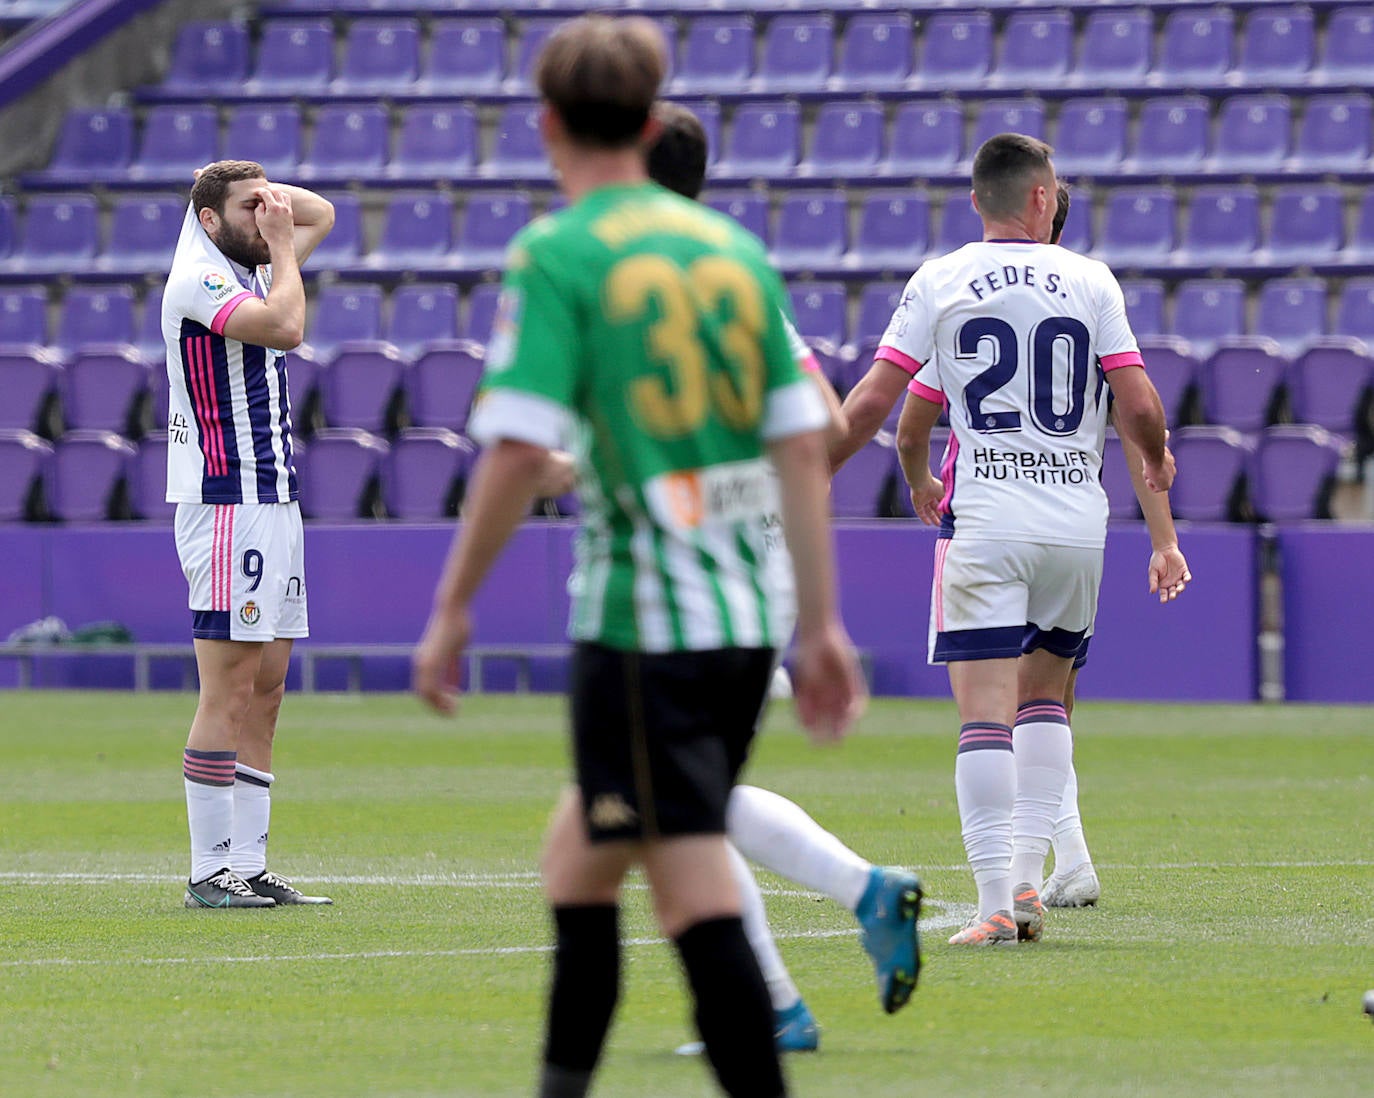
[1044,664,1101,907]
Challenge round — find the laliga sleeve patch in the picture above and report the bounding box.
[199,268,241,306]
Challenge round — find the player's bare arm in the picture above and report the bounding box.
[827,359,911,471]
[768,428,867,742]
[413,438,550,714]
[812,371,848,444]
[1103,365,1174,493]
[219,187,306,350]
[894,393,944,527]
[1114,416,1192,603]
[269,183,336,265]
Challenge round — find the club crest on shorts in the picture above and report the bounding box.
[239,601,261,626]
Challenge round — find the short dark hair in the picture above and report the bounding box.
[190,160,266,216]
[647,102,708,199]
[971,133,1055,221]
[1051,181,1071,245]
[534,16,666,149]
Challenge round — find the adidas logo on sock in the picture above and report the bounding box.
[212,838,232,852]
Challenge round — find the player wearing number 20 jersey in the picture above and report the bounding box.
[876,241,1143,550]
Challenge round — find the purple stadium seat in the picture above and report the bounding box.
[425,18,505,93]
[787,282,846,349]
[1173,279,1246,357]
[772,192,846,271]
[994,10,1073,89]
[1053,98,1129,175]
[855,281,906,347]
[0,347,59,432]
[0,196,20,259]
[802,102,884,177]
[391,105,478,179]
[222,105,301,177]
[304,193,362,269]
[1095,187,1176,267]
[1250,425,1344,521]
[509,18,567,94]
[1288,338,1373,433]
[17,195,100,274]
[935,192,982,254]
[1291,94,1372,172]
[882,101,962,177]
[465,284,502,345]
[388,284,460,358]
[367,193,454,270]
[1127,96,1210,174]
[1075,10,1152,88]
[1156,9,1233,84]
[1318,6,1374,82]
[317,342,406,434]
[333,19,419,93]
[42,107,134,179]
[917,12,993,89]
[1138,336,1198,426]
[715,102,800,180]
[62,346,151,435]
[1121,279,1166,339]
[1201,338,1287,432]
[308,284,384,358]
[1335,278,1374,343]
[1254,278,1327,355]
[1209,95,1291,173]
[299,105,389,179]
[132,106,218,180]
[1098,432,1140,521]
[1167,425,1251,522]
[250,19,333,92]
[831,439,893,518]
[136,286,162,361]
[50,429,135,522]
[294,428,387,521]
[56,285,138,355]
[406,339,484,430]
[284,353,317,434]
[130,435,173,522]
[1178,185,1260,266]
[703,191,769,244]
[970,99,1046,157]
[1053,186,1092,254]
[1342,192,1374,265]
[383,426,473,520]
[163,21,250,92]
[832,12,913,91]
[1235,7,1314,81]
[456,194,530,272]
[852,191,930,272]
[676,15,753,94]
[676,101,721,165]
[1265,184,1343,264]
[0,429,50,522]
[102,194,182,272]
[484,103,547,178]
[756,14,832,93]
[0,285,48,346]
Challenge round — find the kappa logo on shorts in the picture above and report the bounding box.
[588,793,637,830]
[238,601,261,626]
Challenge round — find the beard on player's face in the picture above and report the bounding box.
[213,218,271,269]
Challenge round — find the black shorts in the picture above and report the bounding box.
[570,642,775,843]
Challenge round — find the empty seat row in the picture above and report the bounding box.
[152,8,1374,101]
[31,92,1374,190]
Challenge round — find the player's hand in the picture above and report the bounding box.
[791,622,867,744]
[252,186,295,250]
[1148,544,1192,604]
[908,474,944,526]
[1143,445,1176,493]
[412,606,472,715]
[534,450,577,498]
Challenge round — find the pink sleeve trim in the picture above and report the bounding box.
[907,377,944,404]
[1101,350,1145,372]
[874,344,922,376]
[798,352,821,375]
[210,292,254,336]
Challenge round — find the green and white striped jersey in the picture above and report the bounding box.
[468,181,826,653]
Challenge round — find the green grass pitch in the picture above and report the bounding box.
[1,690,1370,1097]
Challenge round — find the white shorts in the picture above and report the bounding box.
[929,537,1102,664]
[175,501,309,642]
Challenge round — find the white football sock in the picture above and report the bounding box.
[954,724,1015,919]
[183,748,236,884]
[726,784,871,911]
[1011,701,1074,889]
[728,844,799,1012]
[1051,760,1093,875]
[229,763,274,878]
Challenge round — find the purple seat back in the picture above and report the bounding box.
[855,281,905,346]
[757,14,833,92]
[806,102,884,175]
[310,284,385,357]
[48,107,134,173]
[854,191,930,271]
[1054,98,1128,174]
[306,193,362,269]
[704,191,770,245]
[718,102,800,178]
[131,435,173,522]
[918,12,992,87]
[0,285,48,346]
[1202,339,1287,432]
[935,192,983,253]
[393,105,478,174]
[294,428,387,521]
[0,349,59,432]
[788,282,847,349]
[1320,6,1374,79]
[1098,432,1140,521]
[1077,10,1151,85]
[63,346,152,434]
[1168,426,1251,522]
[427,18,506,92]
[1289,339,1373,433]
[56,286,138,354]
[1173,280,1246,358]
[164,21,250,91]
[1267,185,1343,262]
[251,20,334,91]
[1138,337,1198,426]
[971,98,1047,152]
[389,284,460,357]
[465,285,502,345]
[1181,185,1260,263]
[836,12,912,89]
[1254,278,1326,355]
[486,104,546,174]
[135,106,218,173]
[1096,187,1175,265]
[510,18,566,94]
[1210,94,1291,172]
[51,430,135,522]
[996,11,1073,86]
[831,439,892,518]
[223,105,302,176]
[884,101,961,175]
[1250,426,1343,521]
[407,340,485,430]
[302,105,389,175]
[678,15,753,92]
[1122,280,1166,339]
[1131,96,1209,173]
[1293,94,1371,172]
[20,195,100,269]
[1237,7,1314,78]
[1335,279,1374,343]
[1158,9,1233,81]
[458,194,531,268]
[336,19,420,91]
[318,342,406,434]
[773,192,846,268]
[106,195,183,267]
[0,429,51,521]
[373,194,454,265]
[383,427,473,520]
